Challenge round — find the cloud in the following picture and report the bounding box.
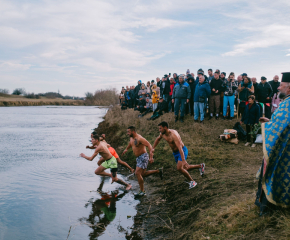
[0,61,31,71]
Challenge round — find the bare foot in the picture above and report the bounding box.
[131,169,135,174]
[126,184,132,191]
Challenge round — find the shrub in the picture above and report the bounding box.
[84,88,118,106]
[0,89,9,94]
[12,88,26,95]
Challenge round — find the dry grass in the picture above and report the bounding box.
[95,106,290,240]
[0,95,84,106]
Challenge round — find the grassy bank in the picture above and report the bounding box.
[0,94,84,106]
[95,107,290,240]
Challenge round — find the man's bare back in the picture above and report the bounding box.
[129,134,147,157]
[160,129,184,152]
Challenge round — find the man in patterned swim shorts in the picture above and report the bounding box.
[122,126,163,197]
[80,134,132,191]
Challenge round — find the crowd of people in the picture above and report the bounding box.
[119,68,281,147]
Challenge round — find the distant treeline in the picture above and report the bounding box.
[0,88,84,100]
[85,89,119,106]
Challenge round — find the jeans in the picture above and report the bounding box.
[174,98,186,117]
[223,95,235,117]
[194,102,205,121]
[168,95,174,112]
[153,103,158,112]
[163,94,169,102]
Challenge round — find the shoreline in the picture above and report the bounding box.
[93,106,290,240]
[0,98,85,107]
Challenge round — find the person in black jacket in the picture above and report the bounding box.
[256,76,273,118]
[268,75,280,95]
[134,81,142,107]
[209,71,223,120]
[173,73,179,85]
[251,77,258,99]
[161,75,171,102]
[240,95,260,148]
[147,97,167,121]
[185,74,196,116]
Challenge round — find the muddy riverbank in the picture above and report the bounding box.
[93,106,290,240]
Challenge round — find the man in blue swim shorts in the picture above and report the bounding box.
[152,121,205,189]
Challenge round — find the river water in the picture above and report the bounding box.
[0,106,139,240]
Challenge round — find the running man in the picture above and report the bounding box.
[80,133,132,191]
[86,133,135,173]
[152,121,205,189]
[122,126,163,197]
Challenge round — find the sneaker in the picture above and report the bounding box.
[194,120,198,123]
[180,117,184,123]
[200,120,204,124]
[215,115,219,120]
[208,116,213,120]
[222,116,226,120]
[188,181,197,189]
[251,144,256,148]
[229,117,233,121]
[199,163,205,176]
[159,167,163,180]
[134,191,146,198]
[245,142,250,146]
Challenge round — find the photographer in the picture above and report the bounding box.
[161,74,171,102]
[237,76,254,117]
[222,72,238,120]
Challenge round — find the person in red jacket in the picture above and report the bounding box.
[168,78,176,112]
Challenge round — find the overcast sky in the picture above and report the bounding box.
[1,0,290,96]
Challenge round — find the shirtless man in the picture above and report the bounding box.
[122,126,163,197]
[86,133,135,173]
[152,121,205,189]
[80,133,132,191]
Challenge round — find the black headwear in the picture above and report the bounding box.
[261,76,267,80]
[281,72,290,82]
[221,72,226,76]
[242,73,247,76]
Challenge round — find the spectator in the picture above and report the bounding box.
[146,81,151,94]
[194,75,211,123]
[168,78,176,112]
[138,85,147,100]
[256,76,273,118]
[241,73,247,81]
[125,87,132,108]
[220,72,226,82]
[185,74,196,116]
[251,77,258,99]
[269,75,280,96]
[222,72,238,120]
[208,69,214,83]
[129,86,135,108]
[196,69,208,83]
[120,90,127,110]
[138,97,153,117]
[156,77,162,90]
[240,95,260,148]
[237,75,243,85]
[134,80,142,107]
[173,73,179,85]
[162,75,171,102]
[172,75,191,123]
[237,76,254,117]
[147,97,167,121]
[209,71,223,120]
[191,73,195,79]
[151,83,160,111]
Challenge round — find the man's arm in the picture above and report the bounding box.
[86,145,96,149]
[80,147,100,161]
[122,141,132,155]
[139,137,154,162]
[152,134,163,152]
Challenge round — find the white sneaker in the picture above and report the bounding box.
[188,181,197,189]
[245,142,250,146]
[251,144,256,148]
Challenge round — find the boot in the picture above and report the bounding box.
[180,116,184,123]
[175,115,179,122]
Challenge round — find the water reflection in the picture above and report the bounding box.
[79,179,143,240]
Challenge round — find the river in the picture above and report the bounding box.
[0,106,139,240]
